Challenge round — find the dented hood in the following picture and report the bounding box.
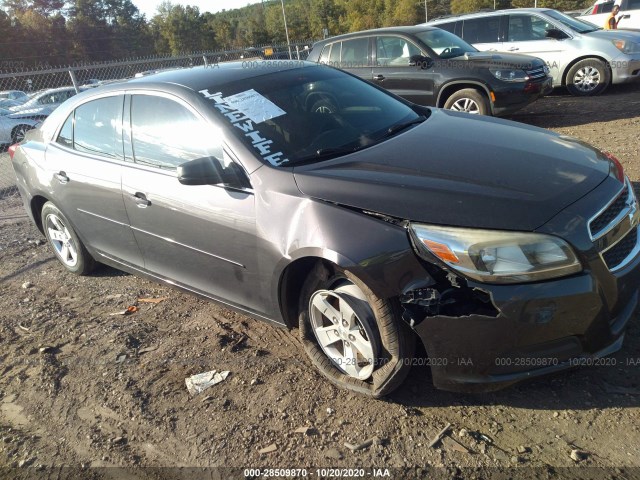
[293,109,611,231]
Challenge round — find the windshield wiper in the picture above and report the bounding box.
[292,145,364,166]
[383,116,426,139]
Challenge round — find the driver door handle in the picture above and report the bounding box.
[54,171,69,184]
[373,74,385,81]
[508,47,519,51]
[132,192,151,207]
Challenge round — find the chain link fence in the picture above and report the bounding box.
[0,40,316,201]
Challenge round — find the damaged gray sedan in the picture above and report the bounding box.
[10,62,640,396]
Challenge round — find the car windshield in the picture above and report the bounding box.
[543,9,601,33]
[203,65,427,167]
[415,29,477,59]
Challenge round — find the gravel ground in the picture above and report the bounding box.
[1,85,639,480]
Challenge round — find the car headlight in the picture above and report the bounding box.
[409,224,582,284]
[489,68,529,82]
[612,39,640,55]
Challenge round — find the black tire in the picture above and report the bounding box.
[443,88,489,115]
[566,58,610,96]
[41,202,96,275]
[11,124,34,144]
[298,262,415,397]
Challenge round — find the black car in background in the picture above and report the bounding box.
[10,62,639,397]
[307,26,552,116]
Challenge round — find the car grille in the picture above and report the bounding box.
[589,180,640,272]
[589,183,629,238]
[603,227,638,270]
[526,66,547,79]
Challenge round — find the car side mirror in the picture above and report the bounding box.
[409,55,433,69]
[545,28,568,40]
[178,156,249,189]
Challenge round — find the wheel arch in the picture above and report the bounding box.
[436,81,492,111]
[561,55,612,87]
[277,253,352,329]
[30,194,49,234]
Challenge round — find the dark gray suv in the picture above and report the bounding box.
[307,26,552,116]
[10,62,639,396]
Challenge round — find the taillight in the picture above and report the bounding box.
[8,144,18,160]
[604,152,625,182]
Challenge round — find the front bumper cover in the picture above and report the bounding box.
[409,252,640,393]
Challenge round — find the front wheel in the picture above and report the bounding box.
[443,88,489,115]
[41,202,96,275]
[566,59,610,96]
[298,263,415,397]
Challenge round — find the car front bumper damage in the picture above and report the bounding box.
[403,260,640,392]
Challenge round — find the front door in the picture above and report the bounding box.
[372,35,435,106]
[121,93,261,312]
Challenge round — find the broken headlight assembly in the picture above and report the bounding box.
[409,224,582,284]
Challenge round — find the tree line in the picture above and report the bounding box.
[1,0,593,68]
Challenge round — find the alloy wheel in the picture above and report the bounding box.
[449,98,481,114]
[45,213,78,267]
[309,284,380,380]
[573,66,601,93]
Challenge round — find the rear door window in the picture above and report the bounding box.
[436,21,459,35]
[340,37,370,67]
[55,96,121,158]
[461,17,501,43]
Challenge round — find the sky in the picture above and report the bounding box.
[133,0,263,19]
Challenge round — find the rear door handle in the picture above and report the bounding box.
[54,171,69,184]
[132,192,151,207]
[373,74,385,81]
[508,47,519,51]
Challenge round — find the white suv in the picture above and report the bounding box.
[579,0,640,30]
[427,8,640,95]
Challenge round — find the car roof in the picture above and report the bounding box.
[312,25,440,44]
[427,7,555,22]
[95,61,319,95]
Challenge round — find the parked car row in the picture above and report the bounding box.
[426,8,640,97]
[0,86,88,147]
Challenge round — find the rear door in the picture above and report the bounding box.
[121,92,262,312]
[44,94,144,267]
[460,16,504,52]
[371,35,435,105]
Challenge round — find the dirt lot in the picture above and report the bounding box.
[1,85,639,480]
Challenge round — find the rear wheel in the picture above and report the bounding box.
[11,124,33,143]
[566,58,610,96]
[299,263,415,397]
[443,88,489,115]
[41,202,95,275]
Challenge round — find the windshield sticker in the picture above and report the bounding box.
[222,89,286,124]
[199,88,288,167]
